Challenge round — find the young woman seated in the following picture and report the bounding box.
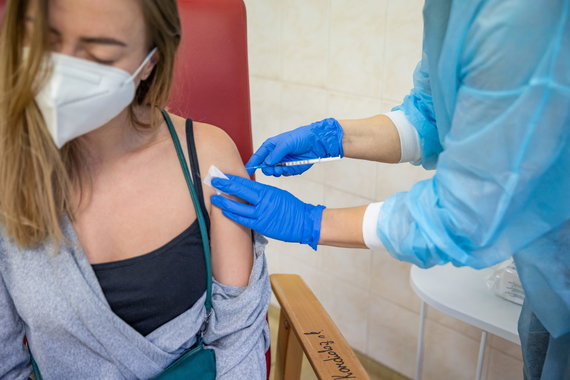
[0,0,270,378]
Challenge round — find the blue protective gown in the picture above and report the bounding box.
[377,1,570,377]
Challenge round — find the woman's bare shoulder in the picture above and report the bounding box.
[193,121,247,177]
[164,112,247,177]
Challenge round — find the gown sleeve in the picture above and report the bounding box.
[393,56,442,169]
[378,1,570,269]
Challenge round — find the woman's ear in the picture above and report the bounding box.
[141,51,159,81]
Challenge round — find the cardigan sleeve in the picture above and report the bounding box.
[0,270,32,380]
[204,233,271,380]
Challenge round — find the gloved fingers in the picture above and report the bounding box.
[245,165,257,177]
[265,139,298,166]
[263,165,288,177]
[273,166,284,177]
[246,165,256,177]
[211,175,261,205]
[261,162,312,177]
[282,164,312,176]
[210,195,257,218]
[246,142,275,176]
[261,165,280,177]
[220,210,257,230]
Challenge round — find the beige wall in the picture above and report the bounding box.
[243,0,523,378]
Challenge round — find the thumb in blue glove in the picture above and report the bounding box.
[210,174,325,250]
[246,118,344,177]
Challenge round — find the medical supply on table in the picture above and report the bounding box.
[245,156,341,171]
[203,165,229,195]
[487,259,525,305]
[245,118,344,176]
[211,174,325,250]
[33,47,157,148]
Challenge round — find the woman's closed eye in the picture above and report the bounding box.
[87,53,117,65]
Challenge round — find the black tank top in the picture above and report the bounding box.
[92,119,210,337]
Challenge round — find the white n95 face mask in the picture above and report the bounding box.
[35,48,157,148]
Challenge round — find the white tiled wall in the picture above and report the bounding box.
[243,0,523,378]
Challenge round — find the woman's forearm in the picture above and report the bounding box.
[318,206,369,248]
[339,114,401,163]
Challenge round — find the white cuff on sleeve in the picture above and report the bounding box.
[362,202,385,251]
[385,110,421,163]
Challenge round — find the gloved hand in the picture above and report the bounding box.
[210,175,325,250]
[246,118,344,177]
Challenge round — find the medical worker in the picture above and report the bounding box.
[210,0,570,378]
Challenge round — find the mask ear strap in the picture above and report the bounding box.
[129,47,158,81]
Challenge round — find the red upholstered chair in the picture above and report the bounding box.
[168,0,253,165]
[169,0,271,376]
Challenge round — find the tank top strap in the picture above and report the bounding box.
[184,119,211,230]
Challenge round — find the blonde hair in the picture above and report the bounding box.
[0,0,181,248]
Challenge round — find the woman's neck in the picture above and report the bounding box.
[70,105,170,212]
[78,106,166,167]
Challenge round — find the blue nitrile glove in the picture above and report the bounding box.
[246,118,344,177]
[210,175,325,250]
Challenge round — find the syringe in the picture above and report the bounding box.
[246,156,342,170]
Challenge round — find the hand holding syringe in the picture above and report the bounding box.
[245,118,344,176]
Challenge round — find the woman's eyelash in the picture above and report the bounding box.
[88,54,116,65]
[94,58,115,65]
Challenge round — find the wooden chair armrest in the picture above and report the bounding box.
[271,274,369,380]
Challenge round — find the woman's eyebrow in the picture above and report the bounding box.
[24,16,127,47]
[79,37,128,47]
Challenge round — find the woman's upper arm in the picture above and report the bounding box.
[194,124,253,287]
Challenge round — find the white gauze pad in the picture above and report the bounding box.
[203,165,229,195]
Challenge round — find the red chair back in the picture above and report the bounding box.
[168,0,253,164]
[169,5,266,374]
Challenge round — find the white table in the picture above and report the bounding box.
[410,264,522,380]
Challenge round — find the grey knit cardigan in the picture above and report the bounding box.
[0,220,271,379]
